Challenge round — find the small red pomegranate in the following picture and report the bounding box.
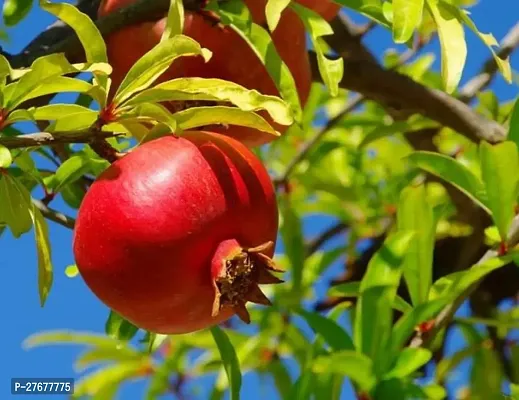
[73,131,282,334]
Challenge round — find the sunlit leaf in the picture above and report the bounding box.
[426,0,467,93]
[210,326,242,400]
[407,151,490,213]
[3,0,32,26]
[265,0,291,32]
[392,0,424,43]
[479,141,519,240]
[312,350,376,392]
[397,184,435,305]
[161,0,184,40]
[291,3,344,96]
[105,310,139,342]
[114,35,211,105]
[0,173,32,237]
[0,144,12,168]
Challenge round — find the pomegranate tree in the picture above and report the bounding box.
[73,131,282,334]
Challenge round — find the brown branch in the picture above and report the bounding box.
[7,0,203,68]
[33,199,76,229]
[0,129,119,149]
[306,221,349,257]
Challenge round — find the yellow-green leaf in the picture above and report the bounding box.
[479,141,519,240]
[426,0,467,93]
[124,77,293,126]
[114,35,211,105]
[161,0,184,41]
[266,0,291,32]
[392,0,424,43]
[173,106,278,135]
[0,173,32,237]
[0,144,12,168]
[291,3,344,96]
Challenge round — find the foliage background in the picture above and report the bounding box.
[1,0,519,399]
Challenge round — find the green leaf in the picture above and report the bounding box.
[49,155,92,193]
[47,110,98,132]
[451,6,512,84]
[3,0,32,26]
[390,298,448,355]
[279,196,305,292]
[479,141,519,240]
[0,144,12,168]
[471,345,504,399]
[329,281,413,313]
[508,98,519,147]
[312,350,375,392]
[407,151,489,213]
[105,310,139,342]
[161,0,184,40]
[29,203,53,306]
[6,77,96,113]
[40,0,107,64]
[354,231,414,373]
[0,173,33,237]
[75,346,146,372]
[173,106,278,135]
[426,0,467,93]
[430,254,514,301]
[392,0,424,43]
[333,0,389,28]
[385,347,432,379]
[210,326,242,400]
[28,104,93,121]
[124,77,293,126]
[397,184,435,305]
[24,330,130,349]
[114,35,211,105]
[73,362,146,399]
[296,309,354,351]
[265,0,291,32]
[291,4,344,96]
[65,264,79,278]
[223,5,302,122]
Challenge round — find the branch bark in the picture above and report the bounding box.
[0,129,119,149]
[33,199,76,229]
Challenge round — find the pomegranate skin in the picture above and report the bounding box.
[98,0,310,147]
[73,131,279,334]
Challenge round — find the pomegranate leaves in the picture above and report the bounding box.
[291,3,344,97]
[123,78,293,127]
[112,35,212,106]
[210,326,242,400]
[161,0,184,40]
[215,0,303,122]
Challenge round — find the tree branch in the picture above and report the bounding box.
[0,129,119,149]
[33,199,76,229]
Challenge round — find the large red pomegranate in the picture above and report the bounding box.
[98,0,311,147]
[73,131,281,334]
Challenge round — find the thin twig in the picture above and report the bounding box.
[0,129,120,149]
[33,199,76,229]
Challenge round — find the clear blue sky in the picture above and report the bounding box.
[1,1,518,399]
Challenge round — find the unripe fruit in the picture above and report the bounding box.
[73,131,282,334]
[98,0,311,147]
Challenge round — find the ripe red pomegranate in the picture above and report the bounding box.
[98,0,311,147]
[73,131,281,334]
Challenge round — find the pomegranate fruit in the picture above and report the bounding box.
[73,131,282,334]
[98,0,311,147]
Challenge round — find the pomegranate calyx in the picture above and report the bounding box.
[211,241,284,324]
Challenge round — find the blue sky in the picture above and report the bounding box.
[1,1,518,399]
